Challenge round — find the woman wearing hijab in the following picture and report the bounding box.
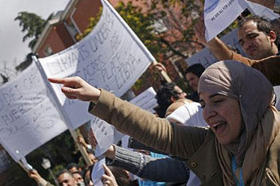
[49,60,280,185]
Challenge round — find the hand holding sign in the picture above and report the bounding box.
[28,169,48,186]
[102,164,119,186]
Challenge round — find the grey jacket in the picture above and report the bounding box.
[106,145,189,183]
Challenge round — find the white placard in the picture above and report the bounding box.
[246,1,280,20]
[0,63,67,161]
[91,158,106,186]
[129,87,158,113]
[91,87,158,156]
[40,0,154,129]
[166,102,207,127]
[204,0,247,41]
[91,117,123,157]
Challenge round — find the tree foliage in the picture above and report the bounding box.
[15,12,53,49]
[77,0,203,60]
[145,0,203,58]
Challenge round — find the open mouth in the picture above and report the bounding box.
[211,121,226,134]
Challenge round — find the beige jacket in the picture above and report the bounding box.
[91,90,280,185]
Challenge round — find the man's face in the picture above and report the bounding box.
[238,20,276,59]
[185,72,199,92]
[72,172,84,185]
[173,86,187,100]
[57,172,77,186]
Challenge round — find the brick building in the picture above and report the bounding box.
[33,0,102,57]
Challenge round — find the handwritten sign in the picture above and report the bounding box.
[0,63,67,161]
[39,0,154,129]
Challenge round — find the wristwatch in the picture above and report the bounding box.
[274,0,280,14]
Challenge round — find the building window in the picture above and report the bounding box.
[64,22,79,42]
[44,46,54,56]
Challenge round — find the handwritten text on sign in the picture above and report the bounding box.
[0,63,67,161]
[40,0,153,129]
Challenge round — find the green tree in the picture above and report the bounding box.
[145,0,203,58]
[78,0,203,60]
[14,12,52,49]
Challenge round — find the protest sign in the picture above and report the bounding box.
[91,87,158,156]
[91,158,105,186]
[0,0,155,161]
[204,0,247,41]
[91,117,123,157]
[39,0,154,129]
[0,63,67,161]
[246,1,280,19]
[129,87,158,113]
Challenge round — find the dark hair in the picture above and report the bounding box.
[66,163,79,171]
[239,15,280,50]
[185,64,205,78]
[72,171,82,176]
[155,82,180,117]
[56,169,73,179]
[239,16,272,35]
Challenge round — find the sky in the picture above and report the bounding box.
[0,0,70,78]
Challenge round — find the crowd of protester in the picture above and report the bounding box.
[26,1,280,185]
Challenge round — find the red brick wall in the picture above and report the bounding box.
[37,23,74,57]
[71,0,102,32]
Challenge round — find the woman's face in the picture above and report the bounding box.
[185,72,200,92]
[199,91,243,145]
